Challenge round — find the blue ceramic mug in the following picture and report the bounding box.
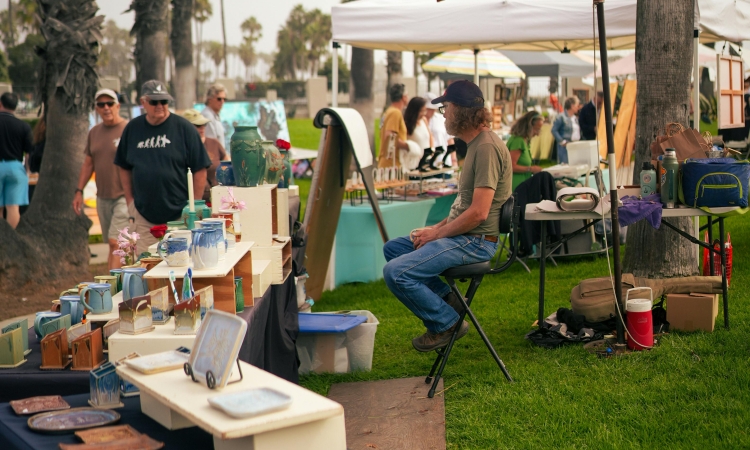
[33,311,61,339]
[122,267,148,301]
[190,228,220,270]
[157,237,190,267]
[59,295,85,325]
[80,283,113,314]
[199,221,226,259]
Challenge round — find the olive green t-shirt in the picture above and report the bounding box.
[447,130,512,236]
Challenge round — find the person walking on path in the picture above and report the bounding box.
[551,96,582,164]
[115,80,211,255]
[201,83,227,147]
[73,89,129,269]
[383,81,512,352]
[0,92,32,229]
[181,109,228,202]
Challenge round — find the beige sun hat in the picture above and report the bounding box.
[181,109,210,126]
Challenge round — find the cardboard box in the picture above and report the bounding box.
[666,293,719,332]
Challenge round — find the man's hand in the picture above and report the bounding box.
[72,191,83,215]
[412,226,441,250]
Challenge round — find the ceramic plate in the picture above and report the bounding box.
[10,396,70,415]
[27,407,120,434]
[123,350,189,374]
[75,424,140,443]
[208,387,292,419]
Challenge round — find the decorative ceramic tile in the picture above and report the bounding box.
[208,387,292,419]
[10,396,70,415]
[188,310,247,388]
[123,350,189,374]
[75,424,140,443]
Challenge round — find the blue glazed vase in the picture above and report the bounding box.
[216,161,235,186]
[230,126,266,187]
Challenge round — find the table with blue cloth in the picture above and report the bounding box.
[0,393,213,450]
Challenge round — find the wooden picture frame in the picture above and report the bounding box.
[717,54,745,129]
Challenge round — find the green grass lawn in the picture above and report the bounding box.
[300,215,750,448]
[288,118,322,150]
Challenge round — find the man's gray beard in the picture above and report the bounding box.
[445,118,458,136]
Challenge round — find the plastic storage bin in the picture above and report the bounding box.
[296,310,379,374]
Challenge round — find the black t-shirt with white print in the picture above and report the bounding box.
[114,114,211,225]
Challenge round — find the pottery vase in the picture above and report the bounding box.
[279,149,293,188]
[181,200,212,226]
[264,141,285,186]
[230,126,266,187]
[216,161,236,186]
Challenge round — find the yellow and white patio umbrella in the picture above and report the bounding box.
[422,49,525,81]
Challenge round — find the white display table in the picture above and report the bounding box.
[107,318,195,363]
[144,242,255,313]
[117,361,346,450]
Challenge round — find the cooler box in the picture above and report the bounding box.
[296,311,379,374]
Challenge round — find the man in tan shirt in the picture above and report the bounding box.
[378,83,409,168]
[73,89,128,269]
[383,81,512,352]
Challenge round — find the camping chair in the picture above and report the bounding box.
[425,195,520,398]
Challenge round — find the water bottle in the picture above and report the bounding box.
[640,162,657,196]
[660,149,679,208]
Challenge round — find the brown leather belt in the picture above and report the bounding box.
[466,234,499,243]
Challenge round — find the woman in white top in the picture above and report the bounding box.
[404,97,433,171]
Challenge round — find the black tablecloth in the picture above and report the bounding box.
[0,393,213,450]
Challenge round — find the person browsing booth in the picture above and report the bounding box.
[383,80,512,352]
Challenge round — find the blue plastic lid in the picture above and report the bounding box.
[298,313,367,333]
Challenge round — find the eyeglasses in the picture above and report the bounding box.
[215,97,226,102]
[96,101,115,108]
[438,106,446,114]
[148,99,169,106]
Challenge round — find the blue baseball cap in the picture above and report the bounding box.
[432,80,484,108]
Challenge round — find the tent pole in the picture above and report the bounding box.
[474,48,479,85]
[693,29,700,132]
[595,0,625,348]
[332,42,340,108]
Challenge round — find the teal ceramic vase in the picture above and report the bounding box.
[231,126,266,187]
[279,149,292,188]
[263,141,284,186]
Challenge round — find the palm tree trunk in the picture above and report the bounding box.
[171,0,195,109]
[385,51,402,108]
[220,0,228,77]
[622,0,697,277]
[131,0,169,89]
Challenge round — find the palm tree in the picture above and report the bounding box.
[129,0,169,89]
[219,0,228,77]
[303,9,331,78]
[171,0,195,109]
[0,0,102,291]
[239,17,261,82]
[193,0,212,97]
[205,41,225,81]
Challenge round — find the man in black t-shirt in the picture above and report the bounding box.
[114,80,211,254]
[0,92,32,229]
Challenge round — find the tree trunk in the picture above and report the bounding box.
[171,0,195,109]
[350,46,375,153]
[622,0,697,277]
[385,50,402,108]
[220,0,228,78]
[131,0,169,89]
[0,0,98,292]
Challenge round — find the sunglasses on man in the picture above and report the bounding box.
[215,97,226,102]
[96,101,116,108]
[148,99,169,106]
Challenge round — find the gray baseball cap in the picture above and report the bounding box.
[141,80,173,101]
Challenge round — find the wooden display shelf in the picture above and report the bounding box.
[116,361,346,450]
[276,188,290,237]
[250,237,292,285]
[212,186,276,247]
[108,318,195,363]
[252,259,273,298]
[144,242,254,314]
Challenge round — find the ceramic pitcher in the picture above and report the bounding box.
[190,228,220,270]
[59,295,85,325]
[122,267,148,301]
[80,283,113,315]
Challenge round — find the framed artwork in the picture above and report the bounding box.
[187,310,247,389]
[717,55,745,129]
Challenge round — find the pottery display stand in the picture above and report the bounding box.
[250,237,292,285]
[117,360,346,450]
[108,318,197,363]
[0,327,27,368]
[252,259,272,298]
[71,328,104,371]
[40,328,71,370]
[211,186,275,247]
[1,318,30,356]
[144,242,255,314]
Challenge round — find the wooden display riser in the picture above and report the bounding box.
[107,318,195,363]
[212,185,281,247]
[250,237,292,285]
[252,259,273,298]
[144,242,254,314]
[117,360,346,450]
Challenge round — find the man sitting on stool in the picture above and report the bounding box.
[383,81,512,352]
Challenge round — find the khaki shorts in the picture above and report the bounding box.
[97,196,129,241]
[127,202,159,256]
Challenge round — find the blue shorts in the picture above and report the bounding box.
[0,161,29,207]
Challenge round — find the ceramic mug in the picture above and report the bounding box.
[34,311,61,339]
[157,237,190,267]
[80,283,113,314]
[95,276,119,295]
[200,221,226,260]
[190,228,220,270]
[59,288,79,298]
[59,295,85,325]
[109,269,123,292]
[77,282,95,293]
[122,267,148,301]
[163,229,192,248]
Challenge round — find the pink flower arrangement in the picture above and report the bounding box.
[113,227,140,265]
[220,187,247,211]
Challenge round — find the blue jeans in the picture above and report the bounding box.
[383,235,498,333]
[557,144,569,164]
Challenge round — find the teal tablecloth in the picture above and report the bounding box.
[335,199,436,286]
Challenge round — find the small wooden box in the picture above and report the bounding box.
[211,186,275,246]
[72,328,104,371]
[0,327,26,368]
[40,328,70,370]
[251,237,292,284]
[119,295,155,335]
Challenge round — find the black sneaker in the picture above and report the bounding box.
[412,320,469,352]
